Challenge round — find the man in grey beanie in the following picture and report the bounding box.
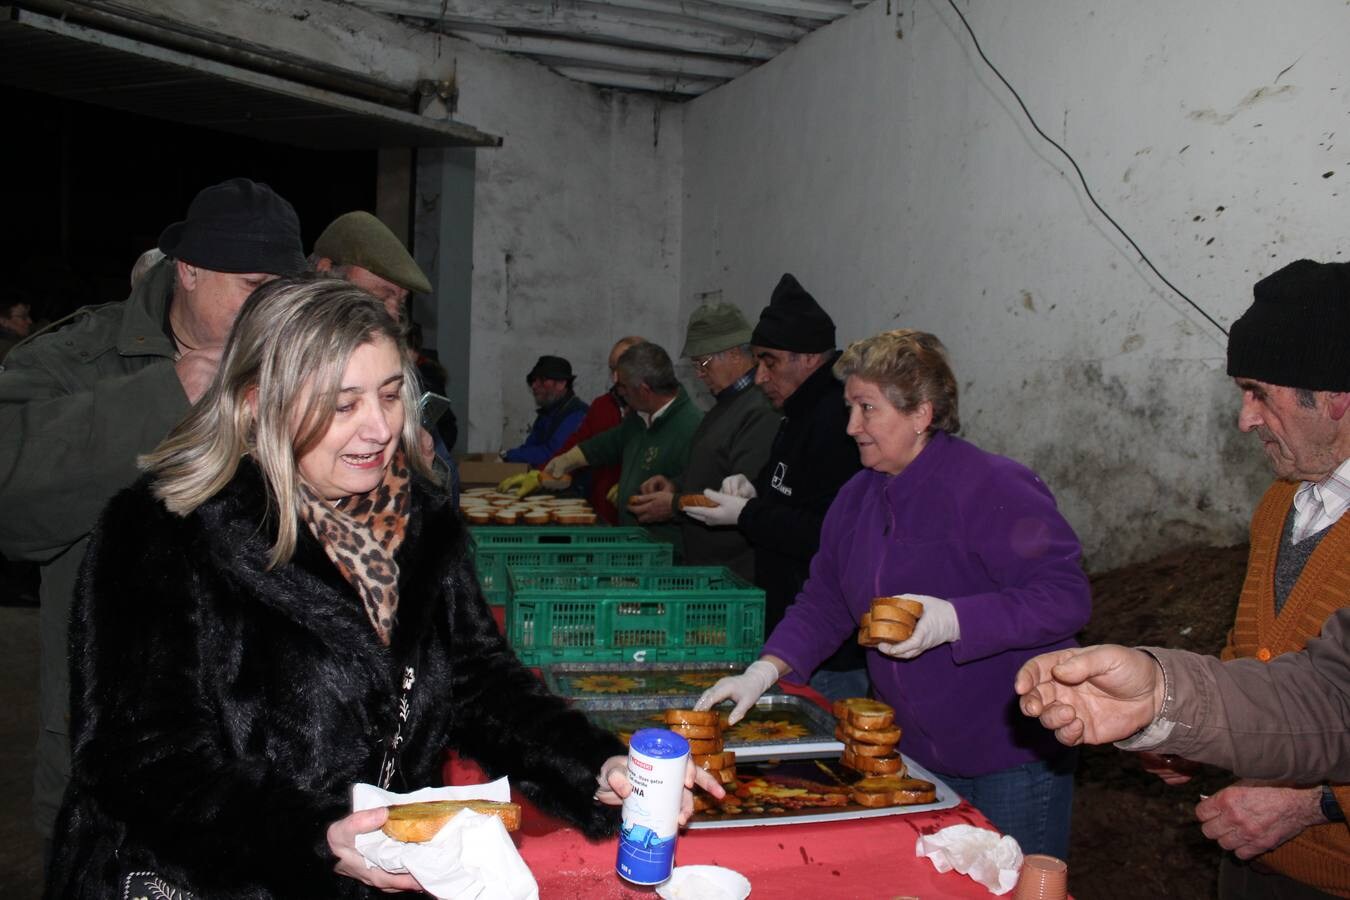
[630,300,780,580]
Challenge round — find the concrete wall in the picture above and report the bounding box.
[681,0,1350,569]
[449,52,684,451]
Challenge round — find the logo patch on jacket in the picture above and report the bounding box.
[770,462,792,496]
[644,447,660,467]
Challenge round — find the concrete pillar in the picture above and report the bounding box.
[412,147,475,456]
[375,148,413,245]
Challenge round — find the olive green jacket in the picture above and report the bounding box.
[0,259,187,834]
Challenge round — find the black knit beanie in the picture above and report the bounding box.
[1227,259,1350,391]
[751,273,836,353]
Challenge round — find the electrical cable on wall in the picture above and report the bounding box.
[943,0,1230,338]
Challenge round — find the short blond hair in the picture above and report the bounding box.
[833,329,960,434]
[141,277,430,567]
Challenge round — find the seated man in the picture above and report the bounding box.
[502,355,588,465]
[629,301,778,580]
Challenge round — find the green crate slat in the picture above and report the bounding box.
[505,566,764,666]
[469,526,672,605]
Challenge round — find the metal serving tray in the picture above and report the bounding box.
[542,661,779,701]
[574,693,843,761]
[687,753,960,830]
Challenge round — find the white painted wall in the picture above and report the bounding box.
[681,0,1350,569]
[450,52,685,451]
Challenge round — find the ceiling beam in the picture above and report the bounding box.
[705,0,857,21]
[354,0,791,59]
[577,0,809,41]
[448,30,754,80]
[548,64,723,95]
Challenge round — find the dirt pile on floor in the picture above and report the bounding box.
[1068,543,1248,900]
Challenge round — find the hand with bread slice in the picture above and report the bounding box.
[327,808,427,891]
[543,445,587,480]
[693,658,786,724]
[591,752,726,826]
[873,594,961,659]
[683,474,756,527]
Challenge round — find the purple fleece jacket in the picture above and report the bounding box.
[763,431,1090,777]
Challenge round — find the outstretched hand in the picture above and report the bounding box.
[1014,645,1166,746]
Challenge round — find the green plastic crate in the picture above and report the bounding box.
[505,566,764,665]
[469,526,672,605]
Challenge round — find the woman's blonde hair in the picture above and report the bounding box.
[141,276,432,568]
[833,329,960,434]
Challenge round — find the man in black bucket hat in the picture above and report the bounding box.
[501,355,589,465]
[0,177,305,850]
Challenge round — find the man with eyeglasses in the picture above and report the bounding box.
[683,274,865,700]
[629,301,779,580]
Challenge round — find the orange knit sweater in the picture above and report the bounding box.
[1221,480,1350,896]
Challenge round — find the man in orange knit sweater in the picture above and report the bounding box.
[1148,259,1350,899]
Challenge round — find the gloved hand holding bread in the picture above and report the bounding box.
[872,594,960,659]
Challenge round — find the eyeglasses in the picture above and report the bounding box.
[691,353,718,371]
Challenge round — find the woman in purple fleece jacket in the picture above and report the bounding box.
[698,329,1091,859]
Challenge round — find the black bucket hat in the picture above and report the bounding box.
[526,355,575,384]
[158,177,306,276]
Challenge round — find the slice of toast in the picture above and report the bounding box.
[836,720,902,745]
[872,596,925,619]
[664,709,721,727]
[382,799,521,842]
[679,493,718,509]
[841,748,905,775]
[850,775,936,807]
[835,698,895,731]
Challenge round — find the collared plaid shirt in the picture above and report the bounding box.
[1292,457,1350,544]
[716,367,757,401]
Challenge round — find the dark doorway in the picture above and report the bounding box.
[1,83,375,325]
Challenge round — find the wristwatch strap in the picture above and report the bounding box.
[1320,784,1345,823]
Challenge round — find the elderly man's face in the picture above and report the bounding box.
[177,263,277,347]
[752,347,818,410]
[1235,378,1345,482]
[1,303,33,337]
[692,348,751,395]
[530,376,568,408]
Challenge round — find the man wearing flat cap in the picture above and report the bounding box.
[0,176,305,846]
[310,210,432,323]
[1132,260,1350,900]
[684,274,865,699]
[501,355,589,465]
[629,301,779,580]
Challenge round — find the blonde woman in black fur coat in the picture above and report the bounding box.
[47,278,721,898]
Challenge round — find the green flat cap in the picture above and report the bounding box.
[312,211,432,295]
[681,299,753,358]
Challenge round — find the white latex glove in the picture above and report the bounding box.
[719,474,757,499]
[683,489,747,527]
[876,594,960,659]
[544,446,586,479]
[693,659,779,725]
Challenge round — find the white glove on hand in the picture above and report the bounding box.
[683,490,747,527]
[544,446,586,479]
[719,474,757,499]
[694,660,779,725]
[876,595,960,659]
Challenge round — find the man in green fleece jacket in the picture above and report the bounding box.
[629,301,779,581]
[546,341,702,551]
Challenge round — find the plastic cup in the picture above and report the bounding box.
[1013,854,1068,900]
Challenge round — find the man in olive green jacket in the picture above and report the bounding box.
[0,178,305,841]
[546,341,702,551]
[629,301,779,581]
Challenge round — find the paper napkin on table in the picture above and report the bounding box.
[915,823,1023,895]
[352,779,538,900]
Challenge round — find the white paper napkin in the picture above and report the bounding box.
[352,780,538,900]
[655,865,752,900]
[915,824,1023,895]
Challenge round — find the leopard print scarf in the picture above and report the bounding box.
[299,449,411,645]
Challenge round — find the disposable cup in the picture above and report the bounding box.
[1012,854,1068,900]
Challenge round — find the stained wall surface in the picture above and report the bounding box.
[681,0,1349,568]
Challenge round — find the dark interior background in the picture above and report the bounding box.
[1,83,376,326]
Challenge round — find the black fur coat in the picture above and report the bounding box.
[48,462,623,898]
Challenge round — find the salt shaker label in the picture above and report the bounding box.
[616,728,690,885]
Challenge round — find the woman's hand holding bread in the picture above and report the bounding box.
[592,754,726,826]
[326,808,425,892]
[875,594,960,659]
[694,658,785,724]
